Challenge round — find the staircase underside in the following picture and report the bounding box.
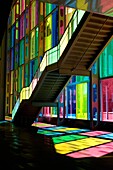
[13,11,113,126]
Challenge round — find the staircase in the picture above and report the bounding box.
[13,11,113,126]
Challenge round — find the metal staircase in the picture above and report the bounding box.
[13,11,113,126]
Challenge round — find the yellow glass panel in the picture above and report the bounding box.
[25,87,30,99]
[30,30,35,59]
[11,71,14,94]
[77,0,88,10]
[45,15,52,51]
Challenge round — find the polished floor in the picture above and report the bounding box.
[1,121,113,170]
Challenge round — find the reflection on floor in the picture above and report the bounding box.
[34,122,113,158]
[1,121,113,169]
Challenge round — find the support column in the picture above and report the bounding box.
[0,33,7,120]
[90,61,100,130]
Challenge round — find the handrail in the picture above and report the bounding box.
[12,9,85,119]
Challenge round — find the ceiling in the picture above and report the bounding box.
[0,0,113,45]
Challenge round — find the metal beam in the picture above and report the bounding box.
[59,68,90,76]
[32,101,58,107]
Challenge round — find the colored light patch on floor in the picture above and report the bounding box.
[54,137,111,154]
[67,142,113,158]
[42,126,68,130]
[53,127,80,132]
[67,129,90,134]
[52,134,88,144]
[79,130,111,136]
[37,129,64,136]
[98,133,113,139]
[32,122,56,128]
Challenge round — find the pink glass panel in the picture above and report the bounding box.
[101,78,113,121]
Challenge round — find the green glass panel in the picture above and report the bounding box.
[25,64,29,87]
[76,76,89,83]
[48,46,58,65]
[19,39,24,65]
[15,44,19,69]
[35,27,38,57]
[46,3,52,16]
[34,58,38,73]
[18,67,22,92]
[52,107,57,116]
[99,39,113,78]
[25,36,29,62]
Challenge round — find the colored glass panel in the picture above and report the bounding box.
[15,21,19,41]
[11,48,14,70]
[25,63,29,87]
[29,59,38,83]
[35,27,38,57]
[76,76,89,83]
[65,7,75,27]
[25,8,29,34]
[30,30,35,59]
[18,66,24,92]
[99,39,113,78]
[20,0,25,14]
[11,25,15,48]
[35,0,38,26]
[76,83,88,120]
[30,1,36,30]
[45,3,53,16]
[47,46,58,65]
[67,84,76,118]
[44,15,52,51]
[51,107,57,117]
[101,78,113,121]
[15,44,19,69]
[11,5,15,25]
[15,0,19,20]
[25,36,29,63]
[7,52,10,73]
[20,13,25,39]
[19,39,25,65]
[25,0,30,7]
[11,71,14,94]
[8,13,11,29]
[59,6,65,39]
[52,9,58,47]
[43,107,51,117]
[7,30,11,50]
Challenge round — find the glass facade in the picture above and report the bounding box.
[5,0,113,123]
